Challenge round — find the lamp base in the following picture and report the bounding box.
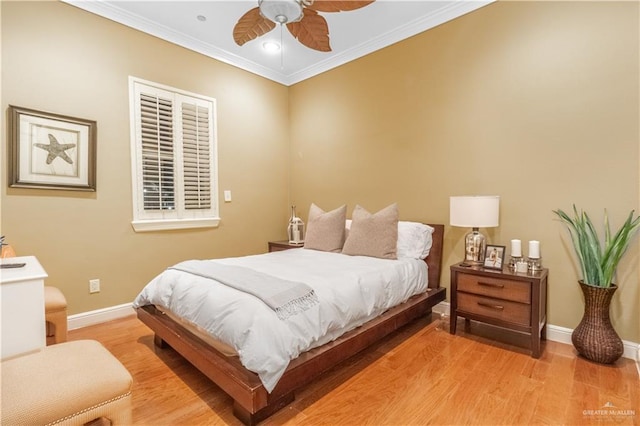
[464,228,486,266]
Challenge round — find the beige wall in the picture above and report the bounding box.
[2,1,638,343]
[1,1,290,314]
[289,1,640,341]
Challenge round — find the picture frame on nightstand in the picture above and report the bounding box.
[483,244,505,270]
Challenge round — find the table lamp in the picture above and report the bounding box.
[450,195,500,266]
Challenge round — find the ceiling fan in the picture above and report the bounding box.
[233,0,375,52]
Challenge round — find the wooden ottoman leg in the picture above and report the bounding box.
[46,310,68,345]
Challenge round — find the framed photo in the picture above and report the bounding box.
[484,244,506,270]
[9,105,96,191]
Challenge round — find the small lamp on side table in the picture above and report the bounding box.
[450,195,500,266]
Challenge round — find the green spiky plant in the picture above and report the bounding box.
[553,206,640,287]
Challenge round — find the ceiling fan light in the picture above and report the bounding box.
[259,0,303,24]
[262,41,281,52]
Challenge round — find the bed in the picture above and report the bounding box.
[134,210,445,425]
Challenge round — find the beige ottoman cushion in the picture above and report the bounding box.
[1,340,133,425]
[44,286,67,312]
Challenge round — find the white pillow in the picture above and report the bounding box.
[345,220,433,259]
[398,221,434,259]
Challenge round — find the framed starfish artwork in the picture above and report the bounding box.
[8,106,96,191]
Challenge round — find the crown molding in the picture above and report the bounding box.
[63,0,493,86]
[287,1,493,85]
[62,0,292,84]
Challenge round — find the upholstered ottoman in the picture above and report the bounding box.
[45,286,68,345]
[1,340,133,425]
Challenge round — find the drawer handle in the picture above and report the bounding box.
[478,281,504,289]
[477,301,504,310]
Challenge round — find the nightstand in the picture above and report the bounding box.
[268,240,304,252]
[449,262,548,358]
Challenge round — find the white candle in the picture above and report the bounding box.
[511,239,522,257]
[529,240,540,259]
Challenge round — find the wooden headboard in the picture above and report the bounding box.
[425,224,444,289]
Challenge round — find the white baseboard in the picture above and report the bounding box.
[67,303,135,331]
[66,301,640,368]
[433,301,640,362]
[545,323,640,362]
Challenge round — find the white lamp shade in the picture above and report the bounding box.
[259,0,303,24]
[450,196,500,228]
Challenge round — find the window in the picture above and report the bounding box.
[129,77,219,232]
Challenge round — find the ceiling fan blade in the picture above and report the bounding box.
[287,8,331,52]
[233,7,276,46]
[307,1,375,13]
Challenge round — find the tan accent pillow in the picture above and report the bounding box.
[342,204,399,259]
[303,204,347,253]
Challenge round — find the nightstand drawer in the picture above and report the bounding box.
[458,273,530,304]
[458,293,531,326]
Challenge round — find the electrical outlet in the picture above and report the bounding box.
[89,279,100,294]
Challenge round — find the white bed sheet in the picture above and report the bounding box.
[133,248,427,392]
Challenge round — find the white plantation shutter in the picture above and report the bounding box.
[181,101,211,210]
[140,93,175,211]
[129,77,219,232]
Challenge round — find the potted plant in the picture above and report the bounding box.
[553,205,640,364]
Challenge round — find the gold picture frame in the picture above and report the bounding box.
[8,105,96,191]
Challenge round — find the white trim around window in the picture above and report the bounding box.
[128,77,220,232]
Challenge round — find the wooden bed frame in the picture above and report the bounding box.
[137,224,446,425]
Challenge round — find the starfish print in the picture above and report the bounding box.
[34,134,76,165]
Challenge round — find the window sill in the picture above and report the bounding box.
[131,217,221,232]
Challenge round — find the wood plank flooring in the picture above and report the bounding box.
[68,314,639,425]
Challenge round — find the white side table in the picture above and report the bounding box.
[1,256,48,360]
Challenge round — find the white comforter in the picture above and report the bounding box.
[133,248,428,392]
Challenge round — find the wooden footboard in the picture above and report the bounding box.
[137,287,445,424]
[136,223,446,425]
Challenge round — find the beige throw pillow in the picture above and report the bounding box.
[303,204,347,253]
[342,203,399,259]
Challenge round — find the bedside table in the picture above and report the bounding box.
[449,262,548,358]
[268,240,304,252]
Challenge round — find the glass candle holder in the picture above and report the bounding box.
[528,257,543,272]
[509,256,522,270]
[515,258,529,273]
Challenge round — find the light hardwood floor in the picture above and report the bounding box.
[68,313,639,425]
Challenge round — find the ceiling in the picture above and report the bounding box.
[63,0,492,86]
